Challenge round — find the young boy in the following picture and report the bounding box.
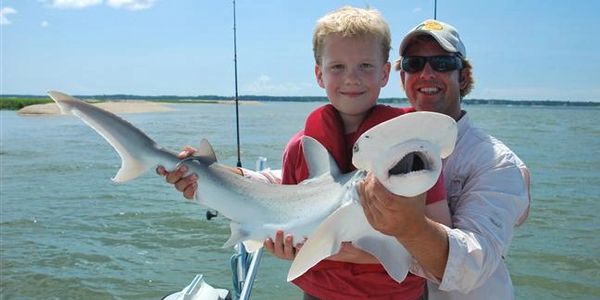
[269,6,450,300]
[158,6,451,300]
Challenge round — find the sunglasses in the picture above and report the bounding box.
[400,55,463,73]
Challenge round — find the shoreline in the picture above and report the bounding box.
[17,101,174,115]
[15,100,262,116]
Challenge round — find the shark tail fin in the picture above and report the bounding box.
[47,91,159,183]
[112,154,151,183]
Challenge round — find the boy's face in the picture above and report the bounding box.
[315,33,391,119]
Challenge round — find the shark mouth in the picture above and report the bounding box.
[373,139,442,197]
[388,151,429,176]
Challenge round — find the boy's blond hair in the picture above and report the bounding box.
[313,6,391,65]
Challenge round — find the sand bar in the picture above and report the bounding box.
[18,101,174,115]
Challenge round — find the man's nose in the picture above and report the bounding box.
[418,62,436,79]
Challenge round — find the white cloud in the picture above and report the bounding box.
[243,75,313,96]
[41,21,49,27]
[107,0,156,11]
[41,0,155,11]
[1,7,17,25]
[46,0,103,9]
[412,7,422,13]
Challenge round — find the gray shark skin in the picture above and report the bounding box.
[48,91,457,284]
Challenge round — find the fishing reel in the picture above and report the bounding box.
[206,210,218,220]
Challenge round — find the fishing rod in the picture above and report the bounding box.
[207,0,242,221]
[233,0,242,168]
[230,1,263,299]
[434,0,437,20]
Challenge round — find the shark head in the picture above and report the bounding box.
[352,111,457,196]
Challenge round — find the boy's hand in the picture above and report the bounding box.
[264,230,305,261]
[156,146,198,199]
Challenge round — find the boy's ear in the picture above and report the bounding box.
[381,62,391,87]
[315,64,325,88]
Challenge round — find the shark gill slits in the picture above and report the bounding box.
[388,152,427,176]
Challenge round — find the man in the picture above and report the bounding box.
[358,19,531,299]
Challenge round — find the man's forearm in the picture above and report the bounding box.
[396,218,449,280]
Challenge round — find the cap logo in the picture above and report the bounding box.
[419,20,443,31]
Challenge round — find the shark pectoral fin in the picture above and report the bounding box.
[296,201,411,284]
[338,199,412,283]
[287,204,361,282]
[223,222,249,248]
[353,234,412,283]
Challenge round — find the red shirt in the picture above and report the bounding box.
[282,104,446,300]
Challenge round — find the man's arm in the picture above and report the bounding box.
[358,173,449,279]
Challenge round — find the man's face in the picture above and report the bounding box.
[400,38,466,120]
[315,33,391,120]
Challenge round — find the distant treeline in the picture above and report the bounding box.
[0,97,53,110]
[2,94,599,110]
[462,99,600,107]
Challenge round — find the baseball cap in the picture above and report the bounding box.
[399,19,466,58]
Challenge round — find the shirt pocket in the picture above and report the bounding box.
[446,176,464,214]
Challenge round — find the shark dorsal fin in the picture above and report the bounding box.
[195,139,218,165]
[301,136,341,179]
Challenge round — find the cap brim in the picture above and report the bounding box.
[399,30,459,56]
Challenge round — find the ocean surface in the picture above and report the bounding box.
[1,102,599,299]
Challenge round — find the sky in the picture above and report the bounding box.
[2,0,599,102]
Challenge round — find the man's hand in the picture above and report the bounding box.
[358,172,449,279]
[357,172,428,239]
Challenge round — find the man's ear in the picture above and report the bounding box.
[459,68,468,89]
[400,70,406,87]
[315,64,325,88]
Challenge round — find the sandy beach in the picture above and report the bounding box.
[17,101,174,115]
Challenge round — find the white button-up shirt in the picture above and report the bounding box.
[425,112,530,299]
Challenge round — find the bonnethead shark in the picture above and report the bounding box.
[48,91,457,284]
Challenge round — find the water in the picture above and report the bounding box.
[1,102,599,299]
